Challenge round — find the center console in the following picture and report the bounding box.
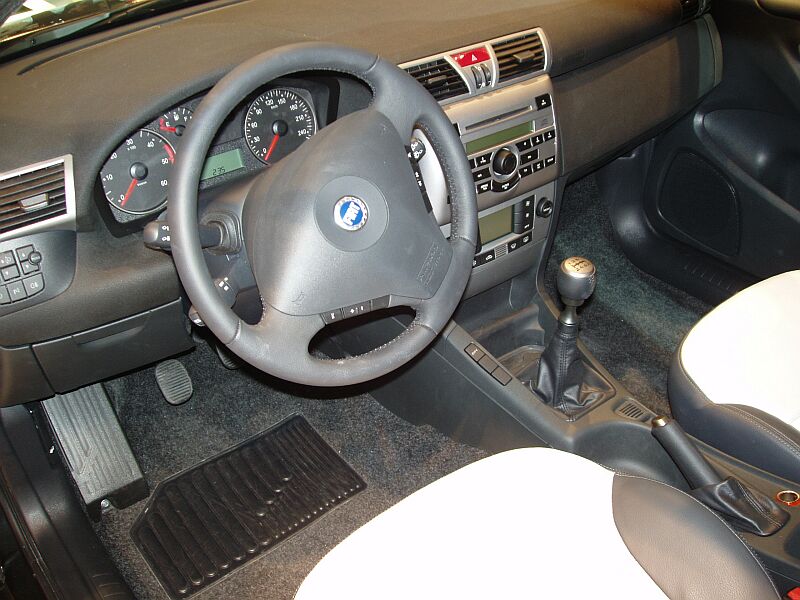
[401,28,559,296]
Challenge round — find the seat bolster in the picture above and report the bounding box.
[613,474,779,600]
[670,349,800,484]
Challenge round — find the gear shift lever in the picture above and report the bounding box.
[534,257,606,414]
[555,257,596,325]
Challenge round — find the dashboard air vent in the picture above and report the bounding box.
[492,32,546,82]
[0,160,67,236]
[680,0,701,21]
[404,58,468,101]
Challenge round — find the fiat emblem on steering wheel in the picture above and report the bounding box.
[333,196,369,231]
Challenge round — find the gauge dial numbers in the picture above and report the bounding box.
[244,88,318,164]
[100,129,175,215]
[158,106,193,141]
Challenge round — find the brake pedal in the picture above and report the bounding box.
[43,384,147,520]
[155,359,193,405]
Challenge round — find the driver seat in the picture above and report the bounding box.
[295,448,777,599]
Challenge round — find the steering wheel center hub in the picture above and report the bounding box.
[314,176,388,252]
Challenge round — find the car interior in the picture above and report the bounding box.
[1,0,800,598]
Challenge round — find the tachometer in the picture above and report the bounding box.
[244,88,317,164]
[100,129,175,215]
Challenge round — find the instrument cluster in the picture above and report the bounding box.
[99,82,324,222]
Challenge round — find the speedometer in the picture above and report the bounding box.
[244,88,317,164]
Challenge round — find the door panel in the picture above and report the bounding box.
[642,0,800,281]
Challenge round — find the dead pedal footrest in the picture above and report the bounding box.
[131,415,365,600]
[42,384,147,519]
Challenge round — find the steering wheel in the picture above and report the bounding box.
[169,43,477,386]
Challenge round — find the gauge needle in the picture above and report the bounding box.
[159,118,177,133]
[121,178,138,207]
[264,134,280,162]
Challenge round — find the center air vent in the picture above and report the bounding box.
[0,158,69,237]
[404,58,469,101]
[492,32,546,82]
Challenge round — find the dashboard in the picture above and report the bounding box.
[0,0,719,406]
[99,78,335,223]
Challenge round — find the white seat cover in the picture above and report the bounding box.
[296,448,666,599]
[680,270,800,428]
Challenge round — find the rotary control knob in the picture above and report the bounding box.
[492,148,518,176]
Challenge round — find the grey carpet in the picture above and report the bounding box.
[97,340,486,600]
[545,175,710,416]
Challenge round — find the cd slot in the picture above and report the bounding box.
[464,105,534,133]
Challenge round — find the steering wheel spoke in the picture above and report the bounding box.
[169,42,477,386]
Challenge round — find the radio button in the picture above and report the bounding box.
[544,129,556,142]
[535,94,552,110]
[492,148,517,176]
[491,175,520,193]
[473,167,491,182]
[533,160,545,172]
[15,245,34,261]
[20,260,39,275]
[520,149,538,164]
[0,286,9,305]
[519,165,533,178]
[22,274,44,297]
[533,134,544,146]
[516,138,533,151]
[1,265,19,282]
[476,181,491,194]
[473,153,491,167]
[544,156,556,167]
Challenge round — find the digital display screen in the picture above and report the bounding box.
[479,206,513,245]
[465,122,533,155]
[200,149,245,181]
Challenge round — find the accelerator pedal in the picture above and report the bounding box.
[214,342,241,370]
[42,384,147,520]
[155,359,193,405]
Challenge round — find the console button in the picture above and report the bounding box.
[20,260,39,275]
[491,175,520,193]
[507,237,522,253]
[15,245,34,261]
[321,308,343,324]
[536,198,554,218]
[478,354,498,374]
[342,302,370,319]
[0,286,9,305]
[520,232,532,246]
[1,265,19,281]
[516,138,533,151]
[544,129,556,142]
[533,134,544,146]
[519,164,533,178]
[476,181,491,194]
[474,153,491,167]
[492,368,512,386]
[465,343,485,362]
[7,280,26,302]
[0,251,15,268]
[535,93,552,110]
[22,274,44,297]
[544,156,556,167]
[475,249,496,266]
[533,160,545,172]
[473,168,490,182]
[408,138,426,161]
[520,149,538,164]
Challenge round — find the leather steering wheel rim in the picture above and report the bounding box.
[169,42,477,386]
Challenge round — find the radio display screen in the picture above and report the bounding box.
[479,206,513,245]
[200,149,245,181]
[465,122,533,155]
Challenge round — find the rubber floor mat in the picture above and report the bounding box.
[131,415,365,599]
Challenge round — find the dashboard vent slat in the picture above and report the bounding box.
[492,32,546,82]
[404,58,469,101]
[0,161,68,235]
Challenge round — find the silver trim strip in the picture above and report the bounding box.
[0,154,77,243]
